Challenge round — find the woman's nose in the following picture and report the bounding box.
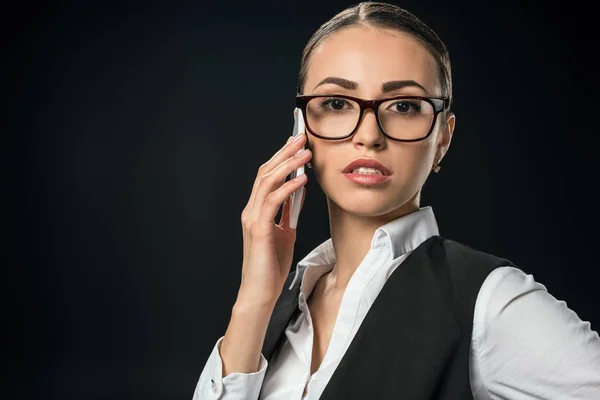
[351,109,385,148]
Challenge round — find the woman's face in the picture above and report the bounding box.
[303,26,454,217]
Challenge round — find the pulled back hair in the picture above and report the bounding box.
[297,1,453,121]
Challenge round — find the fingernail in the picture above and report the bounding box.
[292,133,304,142]
[287,136,294,143]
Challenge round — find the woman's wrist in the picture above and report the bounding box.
[233,292,278,316]
[220,296,275,376]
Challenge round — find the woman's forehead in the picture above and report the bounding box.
[305,26,438,95]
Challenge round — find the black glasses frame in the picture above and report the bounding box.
[296,93,450,142]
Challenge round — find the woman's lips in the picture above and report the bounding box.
[343,172,391,185]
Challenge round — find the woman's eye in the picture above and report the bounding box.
[394,101,420,113]
[321,98,349,111]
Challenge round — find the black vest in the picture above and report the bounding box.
[260,235,519,399]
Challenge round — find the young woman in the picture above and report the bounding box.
[193,2,600,399]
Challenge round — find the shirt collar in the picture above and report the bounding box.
[289,206,439,290]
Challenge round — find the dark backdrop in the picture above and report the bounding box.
[6,0,599,398]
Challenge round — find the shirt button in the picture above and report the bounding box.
[211,378,217,392]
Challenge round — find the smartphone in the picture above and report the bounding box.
[288,107,306,229]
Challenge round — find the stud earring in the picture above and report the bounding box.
[432,162,441,173]
[307,161,312,169]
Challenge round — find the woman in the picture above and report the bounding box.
[193,2,600,399]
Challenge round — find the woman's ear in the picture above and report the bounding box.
[437,111,455,163]
[446,111,456,137]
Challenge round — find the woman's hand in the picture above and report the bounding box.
[238,131,311,307]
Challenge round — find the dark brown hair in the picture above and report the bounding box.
[297,1,453,119]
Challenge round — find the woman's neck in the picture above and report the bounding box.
[323,195,419,294]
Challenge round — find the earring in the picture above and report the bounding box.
[432,161,441,173]
[307,161,312,169]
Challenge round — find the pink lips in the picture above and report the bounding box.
[343,172,390,185]
[342,157,391,186]
[342,157,391,175]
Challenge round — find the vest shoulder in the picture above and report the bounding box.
[435,235,518,270]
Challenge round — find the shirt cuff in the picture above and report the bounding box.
[193,336,269,399]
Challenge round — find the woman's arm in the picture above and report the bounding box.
[221,297,276,376]
[192,297,275,400]
[471,266,600,399]
[193,132,311,399]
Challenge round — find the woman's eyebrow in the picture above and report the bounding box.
[313,77,357,90]
[313,77,429,94]
[382,80,428,94]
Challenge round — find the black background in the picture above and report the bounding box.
[5,0,599,398]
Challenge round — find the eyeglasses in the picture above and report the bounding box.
[296,94,450,142]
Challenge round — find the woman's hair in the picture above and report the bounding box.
[297,1,453,125]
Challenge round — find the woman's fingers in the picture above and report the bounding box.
[251,148,311,216]
[246,134,306,212]
[278,179,307,230]
[257,173,307,231]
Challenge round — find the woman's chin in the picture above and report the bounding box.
[328,193,405,218]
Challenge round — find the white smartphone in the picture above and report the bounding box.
[288,107,306,229]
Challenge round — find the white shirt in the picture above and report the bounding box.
[193,206,600,399]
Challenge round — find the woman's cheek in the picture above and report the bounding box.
[394,152,428,191]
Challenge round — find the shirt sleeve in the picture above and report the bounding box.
[192,335,269,400]
[471,266,600,400]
